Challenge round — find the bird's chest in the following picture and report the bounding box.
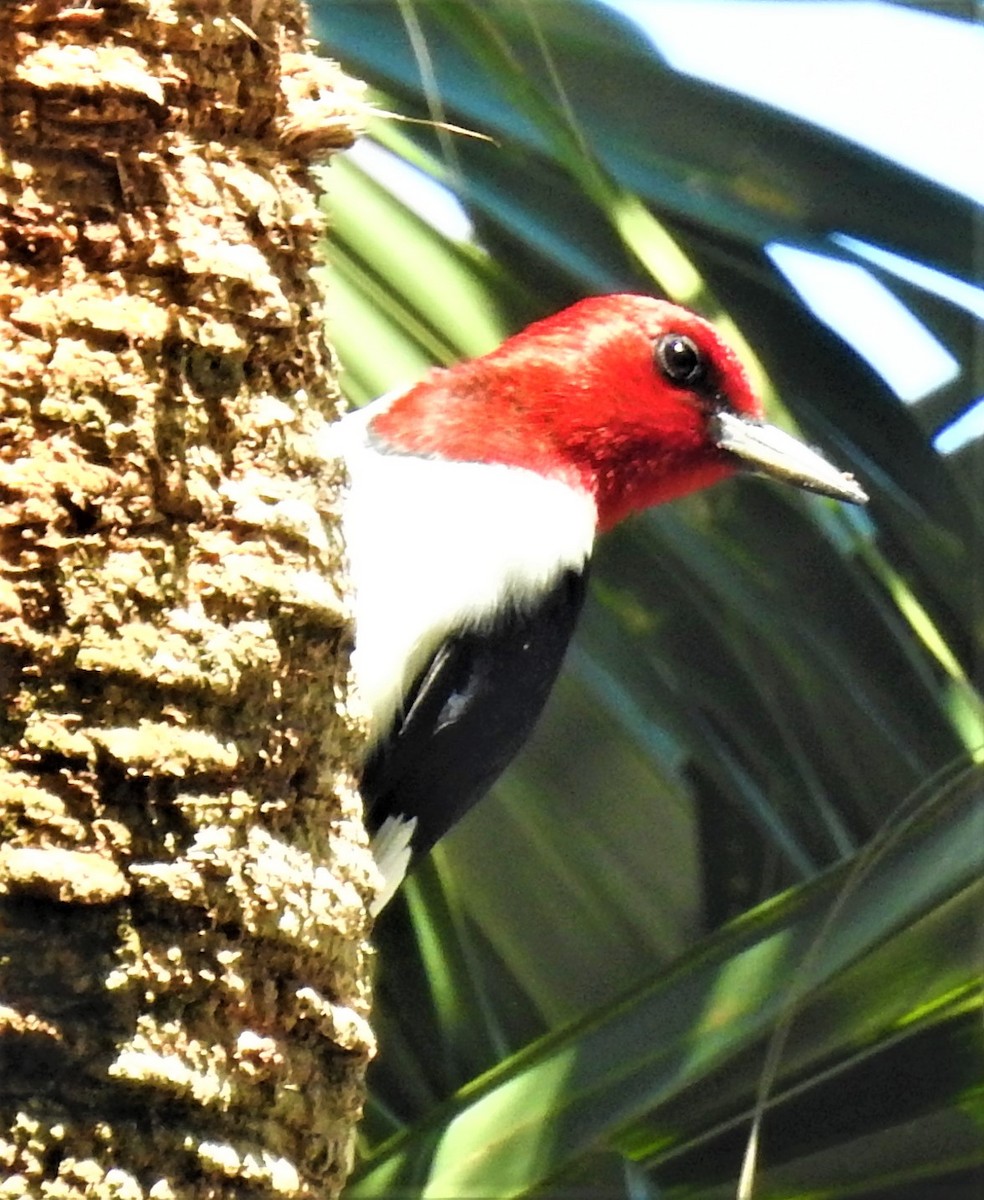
[340,447,597,745]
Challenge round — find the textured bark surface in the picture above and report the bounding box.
[0,3,372,1197]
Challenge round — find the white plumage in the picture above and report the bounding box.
[318,393,598,748]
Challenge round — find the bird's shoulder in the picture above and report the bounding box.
[363,565,590,852]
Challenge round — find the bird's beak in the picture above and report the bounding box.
[710,410,868,505]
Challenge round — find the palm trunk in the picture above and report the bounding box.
[0,3,371,1196]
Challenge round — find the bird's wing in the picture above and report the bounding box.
[362,567,589,855]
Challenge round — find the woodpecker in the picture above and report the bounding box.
[320,295,868,913]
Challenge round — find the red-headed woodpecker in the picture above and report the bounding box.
[320,295,868,913]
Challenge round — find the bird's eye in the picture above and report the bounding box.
[655,333,707,388]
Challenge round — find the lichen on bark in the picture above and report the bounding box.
[0,2,373,1197]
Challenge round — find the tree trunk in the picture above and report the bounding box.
[0,3,372,1196]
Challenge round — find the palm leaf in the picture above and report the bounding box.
[311,2,984,1194]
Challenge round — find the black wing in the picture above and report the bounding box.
[362,567,589,854]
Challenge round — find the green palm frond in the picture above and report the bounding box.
[312,2,984,1194]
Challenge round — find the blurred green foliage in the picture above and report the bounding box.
[313,3,984,1196]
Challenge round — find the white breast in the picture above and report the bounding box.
[317,398,598,746]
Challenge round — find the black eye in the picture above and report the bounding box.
[655,333,707,388]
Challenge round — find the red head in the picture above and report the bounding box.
[371,295,864,530]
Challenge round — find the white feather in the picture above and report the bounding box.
[369,815,418,916]
[317,395,598,747]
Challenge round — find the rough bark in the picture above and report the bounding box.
[0,3,373,1197]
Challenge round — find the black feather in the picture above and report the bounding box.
[362,568,589,854]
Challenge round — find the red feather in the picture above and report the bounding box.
[371,295,763,530]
